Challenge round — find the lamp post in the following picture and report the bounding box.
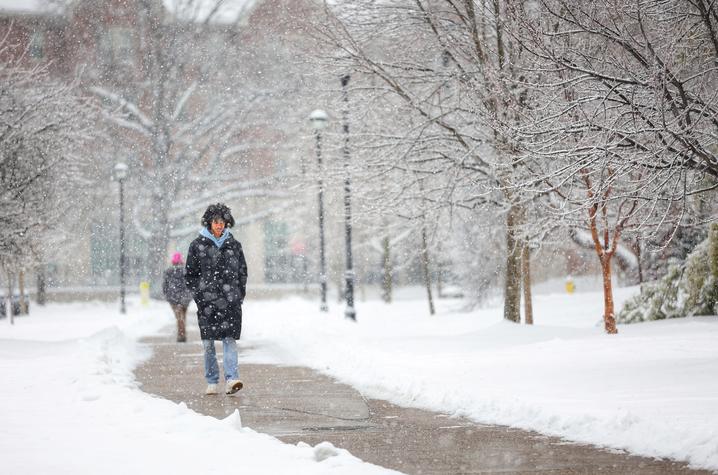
[309,109,329,312]
[340,74,356,321]
[114,162,128,314]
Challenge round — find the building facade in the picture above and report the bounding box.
[0,0,319,295]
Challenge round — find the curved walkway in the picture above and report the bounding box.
[135,327,709,475]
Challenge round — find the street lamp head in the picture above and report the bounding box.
[114,162,128,181]
[309,109,329,130]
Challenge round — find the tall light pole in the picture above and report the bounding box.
[309,109,329,312]
[114,162,128,314]
[340,74,356,321]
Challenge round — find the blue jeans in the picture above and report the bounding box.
[202,338,239,384]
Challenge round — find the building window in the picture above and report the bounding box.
[264,221,288,283]
[264,221,306,284]
[98,27,134,67]
[112,28,133,62]
[29,31,44,60]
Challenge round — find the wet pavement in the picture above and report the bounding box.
[135,326,711,475]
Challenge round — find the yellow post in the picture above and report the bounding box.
[565,276,575,294]
[140,281,150,306]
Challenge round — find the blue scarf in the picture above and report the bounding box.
[200,227,231,248]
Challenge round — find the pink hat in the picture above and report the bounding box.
[171,252,183,265]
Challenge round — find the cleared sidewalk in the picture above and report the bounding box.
[135,325,709,475]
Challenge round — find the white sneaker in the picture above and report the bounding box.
[205,383,219,395]
[225,379,243,395]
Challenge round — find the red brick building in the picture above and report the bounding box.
[0,0,326,291]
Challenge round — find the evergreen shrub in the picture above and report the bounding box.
[617,231,718,323]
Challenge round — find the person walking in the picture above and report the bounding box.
[162,252,192,342]
[185,203,248,396]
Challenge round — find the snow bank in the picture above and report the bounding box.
[243,288,718,471]
[0,300,396,475]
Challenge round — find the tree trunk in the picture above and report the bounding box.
[420,225,435,316]
[521,242,533,325]
[147,231,170,299]
[18,270,28,315]
[5,273,14,325]
[436,241,444,298]
[381,235,392,303]
[36,265,46,306]
[634,237,644,285]
[145,193,172,299]
[503,206,521,323]
[600,256,618,334]
[436,261,444,299]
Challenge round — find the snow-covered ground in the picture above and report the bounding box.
[0,300,395,475]
[245,285,718,472]
[1,284,717,473]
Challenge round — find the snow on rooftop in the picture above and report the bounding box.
[0,0,64,15]
[162,0,256,24]
[0,1,253,23]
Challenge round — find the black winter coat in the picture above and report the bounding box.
[162,265,192,306]
[185,233,248,340]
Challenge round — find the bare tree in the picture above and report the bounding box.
[311,0,546,322]
[0,46,95,320]
[81,0,312,292]
[509,0,718,221]
[501,0,718,331]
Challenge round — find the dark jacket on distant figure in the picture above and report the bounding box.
[162,265,192,307]
[185,228,248,340]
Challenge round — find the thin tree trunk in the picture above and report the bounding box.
[18,269,27,315]
[382,235,392,303]
[147,233,169,298]
[436,261,444,299]
[600,256,618,334]
[5,273,14,325]
[521,242,533,325]
[146,194,172,299]
[420,225,435,316]
[635,237,644,285]
[436,241,444,298]
[36,265,46,306]
[504,206,521,323]
[581,167,625,334]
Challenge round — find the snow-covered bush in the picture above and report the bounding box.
[710,223,718,281]
[617,231,718,323]
[617,265,682,323]
[683,240,714,316]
